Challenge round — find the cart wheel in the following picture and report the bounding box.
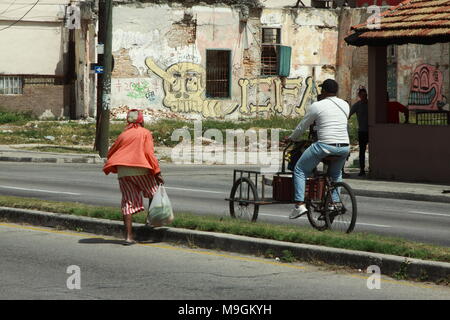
[229,177,259,222]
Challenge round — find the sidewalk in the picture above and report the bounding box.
[1,144,449,204]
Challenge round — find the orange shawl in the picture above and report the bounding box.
[103,126,160,176]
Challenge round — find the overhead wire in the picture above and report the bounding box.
[0,0,18,16]
[0,0,40,32]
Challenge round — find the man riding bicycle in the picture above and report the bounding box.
[285,79,350,219]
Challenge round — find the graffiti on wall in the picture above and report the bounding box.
[145,58,238,117]
[408,64,445,110]
[125,80,156,102]
[112,78,162,106]
[238,76,318,116]
[145,57,320,117]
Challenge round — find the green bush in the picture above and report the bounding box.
[0,108,34,125]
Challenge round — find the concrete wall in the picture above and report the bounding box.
[335,7,370,105]
[369,125,450,183]
[0,22,66,76]
[111,3,340,118]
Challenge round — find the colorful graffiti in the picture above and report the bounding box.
[145,57,320,117]
[408,64,445,110]
[125,80,156,102]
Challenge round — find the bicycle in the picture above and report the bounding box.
[225,140,357,233]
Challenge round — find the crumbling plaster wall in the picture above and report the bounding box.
[111,2,341,118]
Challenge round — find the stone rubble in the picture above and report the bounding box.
[110,105,190,123]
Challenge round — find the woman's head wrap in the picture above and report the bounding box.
[126,109,144,129]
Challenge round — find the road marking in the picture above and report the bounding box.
[165,186,226,195]
[354,222,392,228]
[0,185,80,196]
[259,213,287,218]
[409,211,450,218]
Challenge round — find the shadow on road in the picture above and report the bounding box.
[78,238,125,245]
[78,237,163,245]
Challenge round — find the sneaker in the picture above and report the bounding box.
[358,170,366,176]
[289,204,308,219]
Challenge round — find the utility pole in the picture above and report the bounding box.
[94,0,113,157]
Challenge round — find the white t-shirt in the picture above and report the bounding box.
[289,97,350,144]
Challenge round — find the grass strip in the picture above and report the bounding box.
[1,195,449,263]
[0,114,361,146]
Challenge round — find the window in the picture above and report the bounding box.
[206,50,231,98]
[387,45,396,59]
[261,28,281,76]
[0,76,23,94]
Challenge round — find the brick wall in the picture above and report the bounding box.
[0,83,67,118]
[112,49,140,78]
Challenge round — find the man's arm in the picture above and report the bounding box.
[288,104,318,141]
[349,102,358,119]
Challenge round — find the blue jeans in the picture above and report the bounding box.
[293,142,350,202]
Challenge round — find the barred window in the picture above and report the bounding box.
[0,76,23,95]
[206,50,231,98]
[261,28,281,76]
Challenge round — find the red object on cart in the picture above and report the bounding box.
[272,175,325,202]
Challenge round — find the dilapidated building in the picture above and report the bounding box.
[0,0,97,119]
[111,0,360,119]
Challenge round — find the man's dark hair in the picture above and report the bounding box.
[320,79,339,94]
[358,87,367,94]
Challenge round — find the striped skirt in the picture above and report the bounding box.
[118,174,159,215]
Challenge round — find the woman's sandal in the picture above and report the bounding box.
[123,239,136,246]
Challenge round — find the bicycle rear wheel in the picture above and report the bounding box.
[324,182,357,233]
[306,201,328,231]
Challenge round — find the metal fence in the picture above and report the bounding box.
[416,111,450,125]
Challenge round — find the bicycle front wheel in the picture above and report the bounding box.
[324,182,357,233]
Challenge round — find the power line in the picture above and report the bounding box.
[0,0,18,16]
[0,0,40,32]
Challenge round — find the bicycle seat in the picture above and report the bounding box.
[322,155,341,163]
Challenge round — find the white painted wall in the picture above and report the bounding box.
[0,22,65,75]
[0,0,71,75]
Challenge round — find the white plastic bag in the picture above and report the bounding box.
[147,184,174,227]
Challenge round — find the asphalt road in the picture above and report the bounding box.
[0,162,449,246]
[1,222,449,300]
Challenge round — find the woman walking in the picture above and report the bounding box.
[103,109,164,245]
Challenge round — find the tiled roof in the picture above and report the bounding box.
[345,0,450,46]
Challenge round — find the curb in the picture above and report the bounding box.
[0,156,104,164]
[352,189,450,204]
[1,207,449,283]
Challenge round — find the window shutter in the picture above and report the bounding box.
[277,45,291,77]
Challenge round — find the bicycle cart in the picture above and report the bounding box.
[225,141,357,233]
